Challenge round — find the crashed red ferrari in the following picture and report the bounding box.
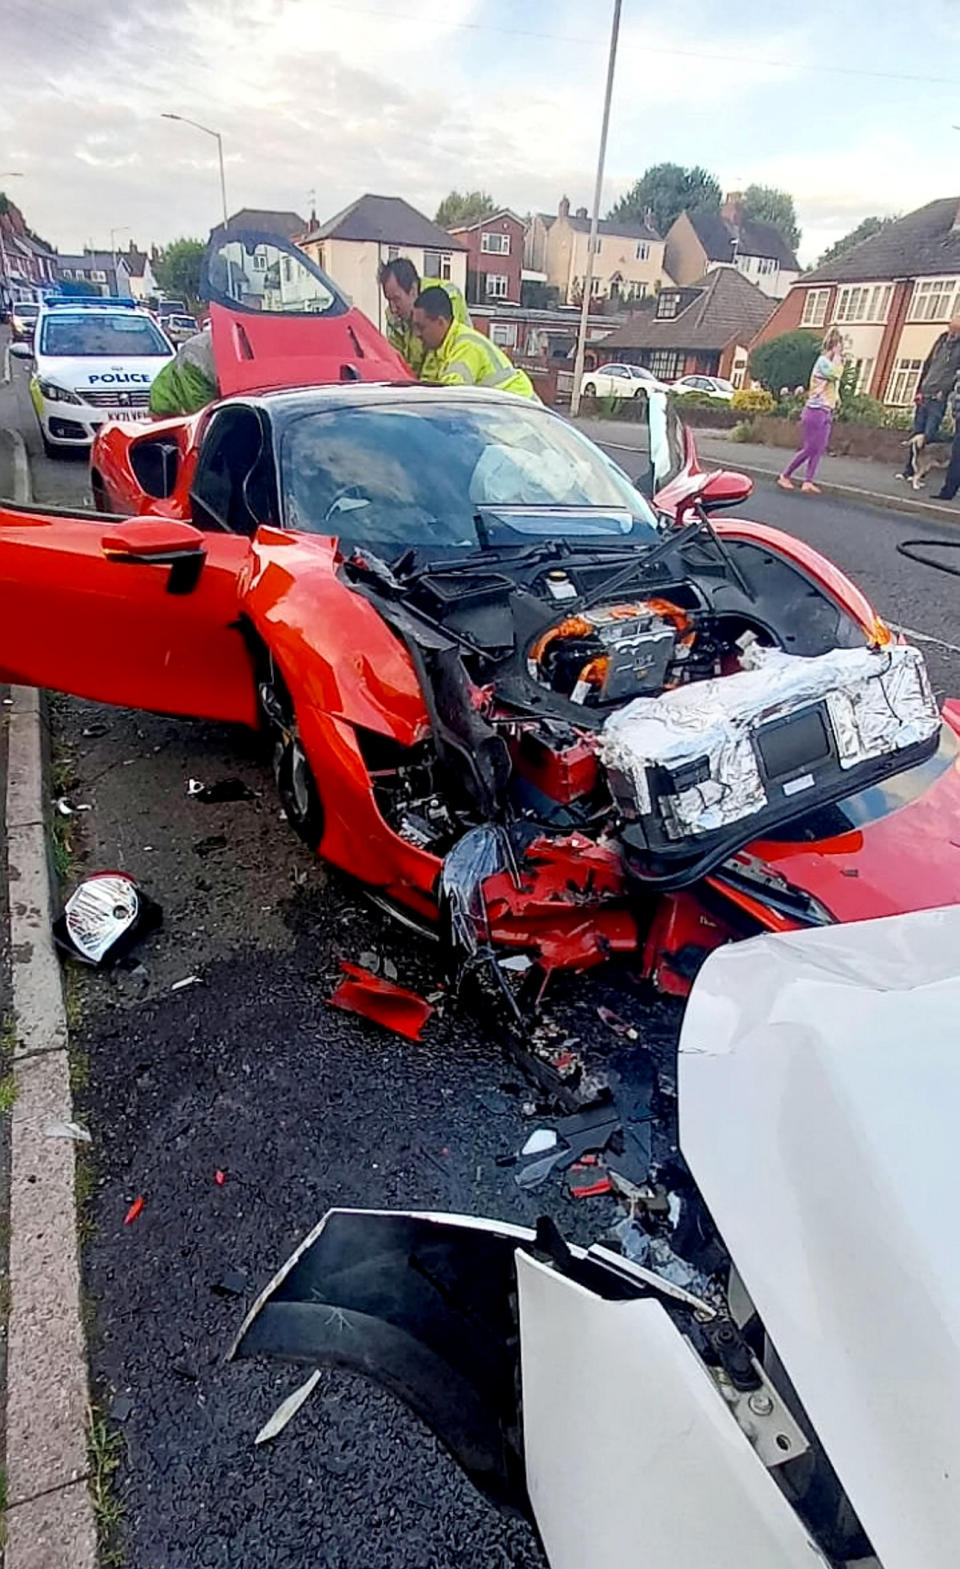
[2,227,959,998]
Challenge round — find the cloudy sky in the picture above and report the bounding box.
[2,0,959,266]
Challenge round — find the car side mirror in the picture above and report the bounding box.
[9,341,32,359]
[101,517,207,595]
[674,469,753,522]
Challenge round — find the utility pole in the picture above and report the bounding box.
[569,0,623,418]
[161,114,229,228]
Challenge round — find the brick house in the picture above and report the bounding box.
[750,198,960,405]
[0,199,58,309]
[665,193,799,300]
[594,267,775,385]
[298,194,467,334]
[56,251,133,298]
[444,209,524,305]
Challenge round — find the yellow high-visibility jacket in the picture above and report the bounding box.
[386,278,470,376]
[420,322,537,399]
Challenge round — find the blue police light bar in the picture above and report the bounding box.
[41,295,139,310]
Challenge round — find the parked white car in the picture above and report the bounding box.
[671,374,735,400]
[581,363,667,399]
[29,298,174,456]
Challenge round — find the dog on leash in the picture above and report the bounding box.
[902,433,949,491]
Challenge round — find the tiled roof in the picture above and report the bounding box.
[688,209,798,270]
[57,252,120,271]
[598,267,775,351]
[800,197,960,283]
[567,214,662,242]
[302,194,467,250]
[227,208,307,238]
[446,208,525,234]
[125,248,149,278]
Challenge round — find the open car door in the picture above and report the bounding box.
[200,227,412,396]
[0,501,258,724]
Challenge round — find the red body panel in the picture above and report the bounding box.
[209,301,411,397]
[92,413,204,520]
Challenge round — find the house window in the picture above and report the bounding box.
[588,235,601,254]
[282,257,292,283]
[656,292,681,319]
[486,274,509,299]
[909,278,959,322]
[629,282,647,300]
[853,358,875,395]
[387,245,399,261]
[647,350,683,380]
[490,321,518,348]
[61,269,72,279]
[835,284,892,324]
[635,242,649,261]
[424,251,453,280]
[252,251,267,272]
[887,357,924,405]
[481,232,510,255]
[590,276,603,296]
[801,289,829,327]
[90,270,106,282]
[755,256,777,276]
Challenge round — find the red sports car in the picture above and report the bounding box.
[2,228,958,997]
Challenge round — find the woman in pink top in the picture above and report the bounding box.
[778,328,845,494]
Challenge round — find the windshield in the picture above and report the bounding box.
[281,400,661,551]
[39,312,171,358]
[15,304,38,319]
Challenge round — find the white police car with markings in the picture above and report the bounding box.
[30,297,174,456]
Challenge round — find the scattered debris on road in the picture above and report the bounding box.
[55,796,92,816]
[254,1369,322,1446]
[187,777,256,803]
[53,872,162,967]
[327,961,435,1041]
[44,1120,92,1144]
[171,975,202,991]
[124,1196,145,1225]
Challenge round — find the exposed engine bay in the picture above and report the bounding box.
[346,516,940,897]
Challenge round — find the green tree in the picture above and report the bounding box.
[749,329,820,395]
[153,238,205,304]
[741,185,801,251]
[816,215,894,269]
[435,190,496,229]
[607,164,721,237]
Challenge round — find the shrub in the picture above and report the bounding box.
[749,330,820,396]
[667,390,731,410]
[835,392,886,426]
[731,387,776,414]
[730,420,756,442]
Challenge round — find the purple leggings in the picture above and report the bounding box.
[783,404,832,482]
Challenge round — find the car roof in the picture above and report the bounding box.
[224,382,559,420]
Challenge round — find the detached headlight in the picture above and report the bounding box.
[37,379,82,405]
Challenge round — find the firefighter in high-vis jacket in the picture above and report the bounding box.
[379,257,470,378]
[413,287,537,399]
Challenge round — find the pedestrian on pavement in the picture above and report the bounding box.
[777,328,845,495]
[379,257,470,377]
[412,287,537,398]
[934,372,960,502]
[900,316,960,481]
[149,322,220,416]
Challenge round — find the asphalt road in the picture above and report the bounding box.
[3,381,960,1567]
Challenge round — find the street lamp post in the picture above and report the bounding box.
[569,0,623,418]
[160,114,229,228]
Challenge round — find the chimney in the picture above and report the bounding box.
[558,195,570,219]
[722,191,744,228]
[575,206,588,219]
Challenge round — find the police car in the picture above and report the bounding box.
[30,297,175,456]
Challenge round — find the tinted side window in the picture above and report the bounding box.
[190,407,275,535]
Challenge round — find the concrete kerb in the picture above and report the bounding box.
[2,432,97,1566]
[592,430,960,527]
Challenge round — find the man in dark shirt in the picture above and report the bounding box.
[901,318,960,479]
[934,372,960,501]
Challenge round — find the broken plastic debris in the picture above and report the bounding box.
[53,873,162,968]
[211,1270,248,1299]
[327,962,434,1041]
[171,975,201,991]
[110,1393,134,1424]
[56,798,92,817]
[124,1196,145,1225]
[499,954,533,973]
[597,1006,639,1040]
[521,1128,557,1157]
[254,1369,322,1446]
[44,1120,92,1144]
[188,777,255,803]
[214,1169,227,1186]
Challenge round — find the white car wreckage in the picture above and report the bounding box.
[232,906,960,1569]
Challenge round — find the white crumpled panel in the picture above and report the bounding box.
[599,643,940,839]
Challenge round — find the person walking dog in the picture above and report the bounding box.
[777,328,845,495]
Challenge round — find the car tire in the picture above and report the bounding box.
[257,656,325,850]
[40,432,63,460]
[583,382,597,397]
[90,472,108,513]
